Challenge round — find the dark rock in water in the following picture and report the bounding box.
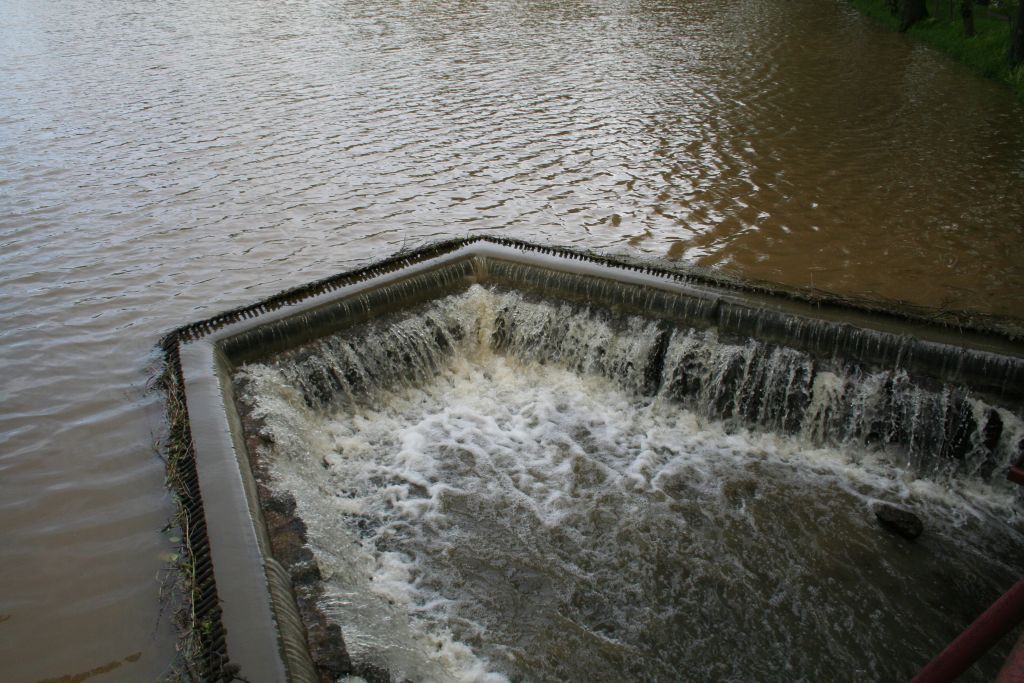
[723,478,758,503]
[312,623,352,680]
[353,661,393,683]
[264,491,297,516]
[289,550,322,588]
[874,503,923,540]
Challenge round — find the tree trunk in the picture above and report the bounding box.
[961,0,975,37]
[900,0,929,32]
[1012,0,1024,67]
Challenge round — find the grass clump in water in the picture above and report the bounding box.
[848,0,1024,100]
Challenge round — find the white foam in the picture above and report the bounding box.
[240,343,1023,680]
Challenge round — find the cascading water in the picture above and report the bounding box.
[658,328,1022,482]
[235,285,1024,681]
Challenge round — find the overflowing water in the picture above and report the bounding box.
[237,287,1024,681]
[4,0,1024,677]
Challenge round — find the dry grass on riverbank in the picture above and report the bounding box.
[849,0,1024,99]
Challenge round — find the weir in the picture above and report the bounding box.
[160,237,1024,681]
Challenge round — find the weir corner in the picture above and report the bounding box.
[156,237,1024,682]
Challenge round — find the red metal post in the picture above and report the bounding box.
[996,631,1024,683]
[995,468,1024,682]
[1008,466,1024,487]
[910,580,1024,682]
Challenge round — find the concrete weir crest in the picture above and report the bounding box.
[158,237,1024,681]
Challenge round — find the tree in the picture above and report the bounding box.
[900,0,929,32]
[1012,0,1024,67]
[961,0,975,37]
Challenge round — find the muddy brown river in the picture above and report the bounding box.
[2,0,1023,680]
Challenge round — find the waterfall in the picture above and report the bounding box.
[249,285,1023,485]
[181,240,1024,683]
[659,327,1023,481]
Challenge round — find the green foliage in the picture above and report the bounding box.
[848,0,1024,100]
[850,0,903,29]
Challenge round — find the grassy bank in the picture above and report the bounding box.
[848,0,1024,99]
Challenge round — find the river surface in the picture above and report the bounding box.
[2,0,1023,680]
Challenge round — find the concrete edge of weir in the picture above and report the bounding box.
[158,237,1024,682]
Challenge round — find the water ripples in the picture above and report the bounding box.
[1,0,1024,678]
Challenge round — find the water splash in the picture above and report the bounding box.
[235,285,1023,681]
[261,285,1023,483]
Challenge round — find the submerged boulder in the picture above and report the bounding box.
[874,503,923,540]
[722,478,758,504]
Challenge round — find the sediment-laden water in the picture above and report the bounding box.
[3,0,1024,678]
[237,287,1024,681]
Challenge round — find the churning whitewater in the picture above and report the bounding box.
[236,286,1024,681]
